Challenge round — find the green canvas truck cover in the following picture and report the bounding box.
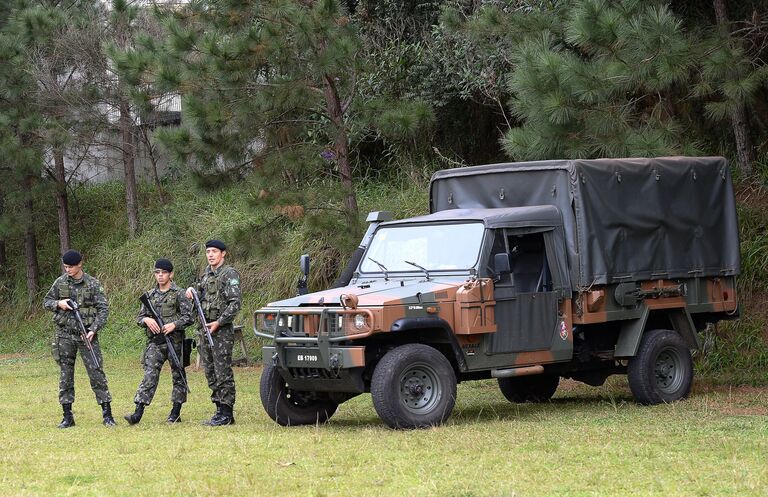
[429,156,741,288]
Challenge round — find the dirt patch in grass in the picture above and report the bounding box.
[0,353,29,360]
[694,383,768,416]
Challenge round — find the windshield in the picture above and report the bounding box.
[359,223,485,273]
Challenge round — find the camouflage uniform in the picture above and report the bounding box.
[134,283,193,405]
[194,264,242,407]
[43,273,112,405]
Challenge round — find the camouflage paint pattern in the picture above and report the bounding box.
[200,325,236,406]
[193,264,242,407]
[44,272,112,405]
[135,341,188,405]
[573,276,738,325]
[53,332,111,404]
[134,283,193,405]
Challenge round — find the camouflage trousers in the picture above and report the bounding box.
[134,340,188,405]
[53,330,112,405]
[199,324,236,406]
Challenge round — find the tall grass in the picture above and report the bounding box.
[1,167,766,384]
[0,174,429,355]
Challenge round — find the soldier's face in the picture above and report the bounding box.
[154,269,172,286]
[206,247,225,268]
[63,262,83,279]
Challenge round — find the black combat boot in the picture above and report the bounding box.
[166,402,182,424]
[101,402,117,427]
[58,403,75,429]
[202,401,222,426]
[208,404,235,426]
[124,402,145,425]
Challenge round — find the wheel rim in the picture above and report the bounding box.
[399,361,442,414]
[654,347,684,394]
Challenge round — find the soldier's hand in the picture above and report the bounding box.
[162,322,176,335]
[57,300,73,311]
[208,320,220,333]
[185,287,194,299]
[85,331,95,342]
[143,317,161,334]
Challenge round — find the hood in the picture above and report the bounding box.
[267,278,465,308]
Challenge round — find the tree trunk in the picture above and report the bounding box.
[713,0,754,176]
[23,175,39,302]
[731,105,754,176]
[322,74,358,228]
[138,126,168,205]
[120,99,140,236]
[53,147,71,253]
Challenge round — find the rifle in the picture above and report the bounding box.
[189,288,214,348]
[139,293,190,393]
[66,299,101,370]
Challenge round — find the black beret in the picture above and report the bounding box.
[154,258,174,272]
[205,239,227,251]
[62,250,82,265]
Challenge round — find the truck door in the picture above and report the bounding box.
[486,229,559,354]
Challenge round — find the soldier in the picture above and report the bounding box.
[186,239,241,426]
[125,258,193,425]
[43,250,116,428]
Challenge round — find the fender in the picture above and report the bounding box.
[615,305,700,357]
[390,317,467,372]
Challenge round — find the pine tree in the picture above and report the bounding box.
[693,0,768,177]
[120,0,369,233]
[0,2,47,301]
[459,0,700,160]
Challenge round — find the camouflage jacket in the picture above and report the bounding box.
[43,272,109,333]
[136,283,194,343]
[193,264,242,326]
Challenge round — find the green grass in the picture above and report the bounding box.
[1,355,767,496]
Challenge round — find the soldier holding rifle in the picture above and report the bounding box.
[43,250,116,428]
[125,259,193,425]
[186,240,241,426]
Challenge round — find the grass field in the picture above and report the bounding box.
[1,354,766,497]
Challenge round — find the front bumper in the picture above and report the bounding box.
[255,308,372,393]
[262,345,365,392]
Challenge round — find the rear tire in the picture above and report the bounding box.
[371,344,457,429]
[628,329,693,405]
[260,362,339,426]
[498,374,559,403]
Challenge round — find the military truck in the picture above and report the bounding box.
[254,156,740,429]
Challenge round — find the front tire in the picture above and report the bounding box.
[498,374,560,403]
[628,329,693,405]
[371,344,457,429]
[260,362,339,426]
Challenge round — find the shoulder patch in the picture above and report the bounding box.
[230,278,239,285]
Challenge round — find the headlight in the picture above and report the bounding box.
[354,314,367,330]
[263,314,276,330]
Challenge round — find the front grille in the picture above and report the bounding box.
[292,314,343,336]
[289,367,342,380]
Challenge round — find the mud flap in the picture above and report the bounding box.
[614,305,650,357]
[668,308,701,350]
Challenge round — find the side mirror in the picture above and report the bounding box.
[494,253,511,275]
[297,254,310,296]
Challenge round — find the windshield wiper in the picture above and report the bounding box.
[367,257,389,281]
[404,260,430,281]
